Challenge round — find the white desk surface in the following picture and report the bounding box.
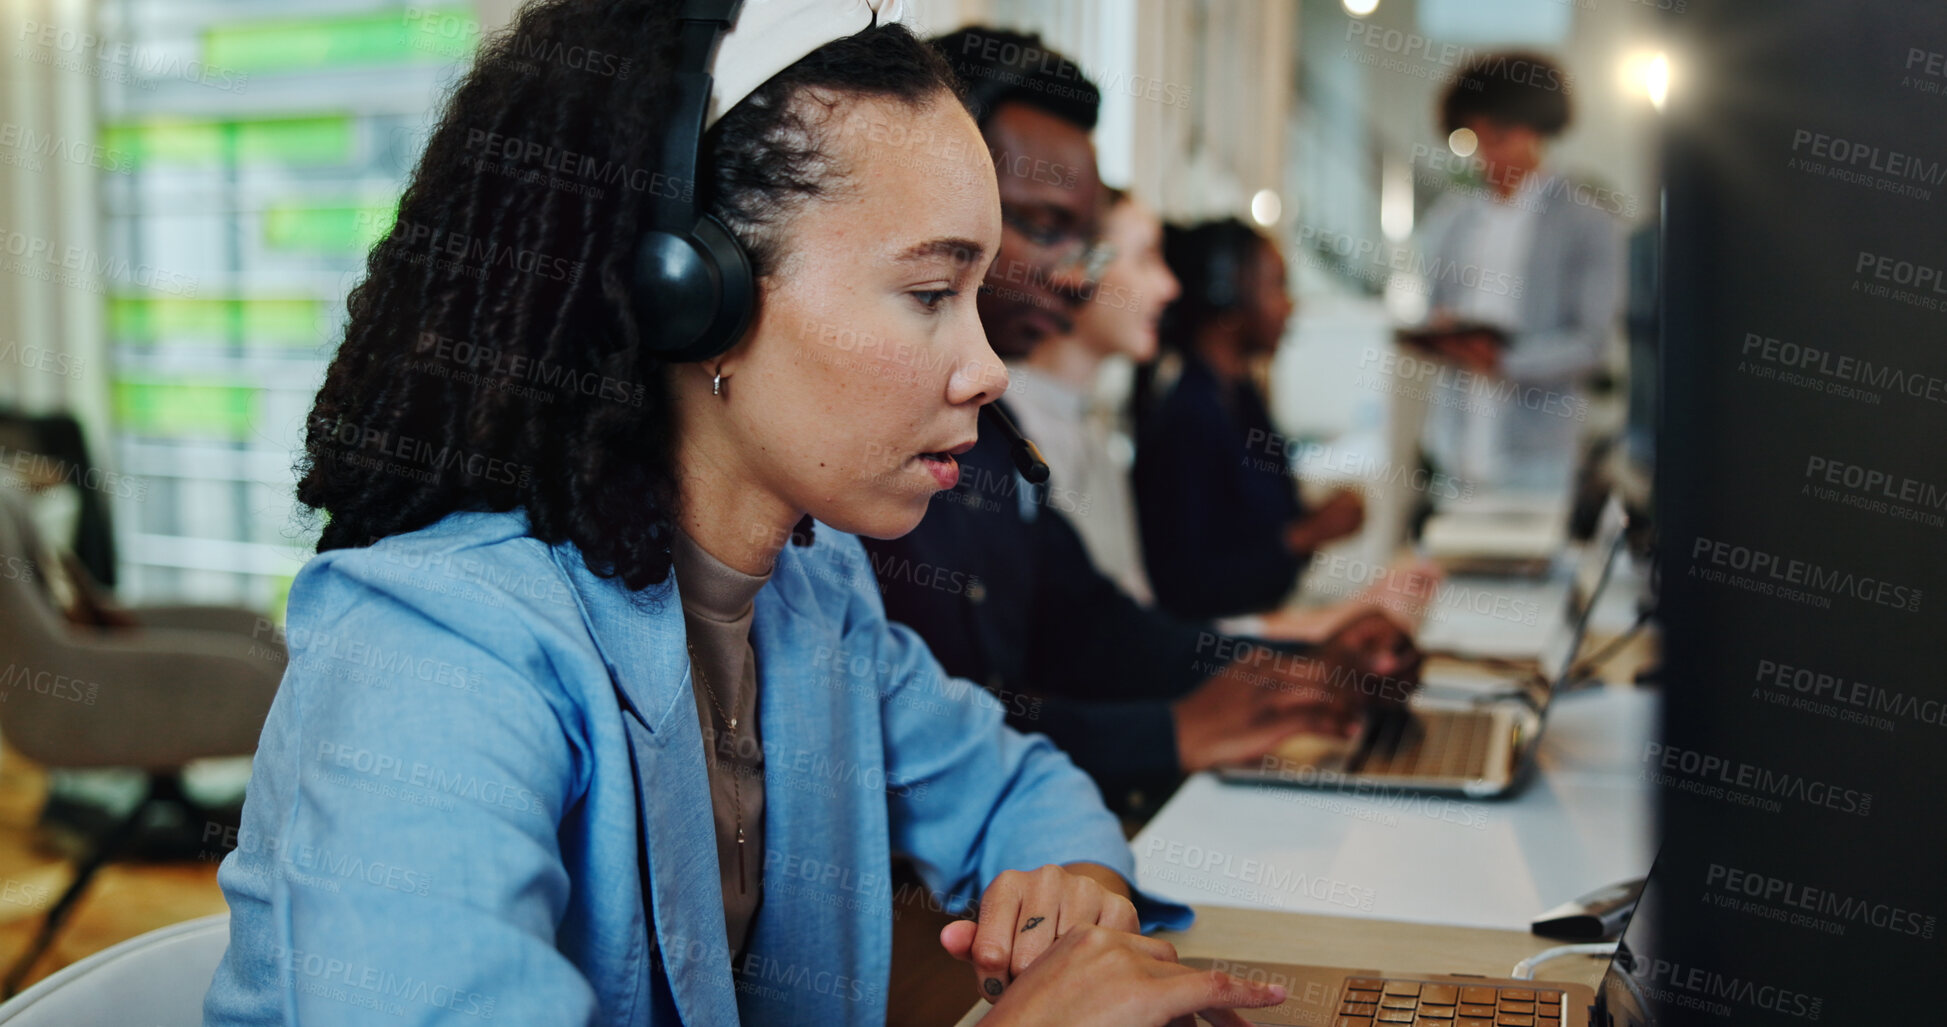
[1131,686,1658,934]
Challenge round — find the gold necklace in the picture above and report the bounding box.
[687,642,746,895]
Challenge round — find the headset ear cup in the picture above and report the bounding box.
[630,213,755,363]
[688,214,755,357]
[1205,245,1241,312]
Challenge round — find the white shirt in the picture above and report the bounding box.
[1422,169,1581,490]
[1001,361,1155,605]
[1443,170,1548,332]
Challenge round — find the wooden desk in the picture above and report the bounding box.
[950,904,1611,1025]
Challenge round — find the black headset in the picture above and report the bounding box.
[631,1,1051,485]
[1202,247,1242,312]
[630,0,754,364]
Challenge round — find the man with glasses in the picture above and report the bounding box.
[862,28,1418,818]
[974,84,1113,355]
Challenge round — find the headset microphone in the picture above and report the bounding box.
[982,404,1050,485]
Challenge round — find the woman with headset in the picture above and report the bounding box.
[201,2,1299,1025]
[1010,199,1425,644]
[1133,220,1370,622]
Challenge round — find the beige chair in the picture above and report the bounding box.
[0,492,282,994]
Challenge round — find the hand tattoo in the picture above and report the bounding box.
[1020,916,1045,933]
[984,977,1003,997]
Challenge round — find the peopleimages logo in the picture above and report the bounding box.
[265,945,495,1020]
[1853,250,1947,311]
[1753,657,1947,731]
[1704,863,1938,940]
[1624,956,1823,1021]
[1801,454,1947,528]
[1298,224,1526,299]
[1788,128,1947,200]
[1342,22,1575,94]
[380,219,581,285]
[1142,838,1377,912]
[1355,348,1586,421]
[1411,144,1640,218]
[1688,535,1923,613]
[1642,742,1872,816]
[1738,331,1947,407]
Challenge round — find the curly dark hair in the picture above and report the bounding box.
[1440,51,1572,138]
[929,26,1098,132]
[298,1,962,590]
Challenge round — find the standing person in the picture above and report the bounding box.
[1404,51,1625,490]
[202,5,1293,1025]
[1133,219,1367,622]
[865,28,1419,820]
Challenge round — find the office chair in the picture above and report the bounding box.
[0,913,228,1026]
[0,494,280,995]
[0,412,117,589]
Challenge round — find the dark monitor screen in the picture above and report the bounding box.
[1647,0,1947,1022]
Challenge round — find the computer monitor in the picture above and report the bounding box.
[1654,0,1947,1020]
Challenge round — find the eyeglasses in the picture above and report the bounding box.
[1001,208,1118,281]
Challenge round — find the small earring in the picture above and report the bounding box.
[712,370,725,397]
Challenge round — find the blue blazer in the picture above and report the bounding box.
[203,510,1190,1025]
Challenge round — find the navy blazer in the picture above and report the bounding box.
[1134,352,1308,621]
[863,404,1264,817]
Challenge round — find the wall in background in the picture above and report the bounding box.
[0,0,112,439]
[0,0,1661,609]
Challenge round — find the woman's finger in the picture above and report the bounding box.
[1024,874,1101,975]
[1008,867,1069,978]
[1112,928,1179,963]
[1056,873,1103,934]
[1195,1008,1261,1026]
[970,877,1022,1001]
[1154,967,1288,1020]
[1101,892,1142,933]
[938,919,977,963]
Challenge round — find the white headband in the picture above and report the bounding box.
[704,0,911,129]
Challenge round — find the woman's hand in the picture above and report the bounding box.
[939,864,1141,1001]
[976,925,1288,1027]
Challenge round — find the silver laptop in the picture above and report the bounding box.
[1415,494,1580,660]
[1220,496,1632,800]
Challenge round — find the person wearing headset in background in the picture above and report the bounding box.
[1403,51,1625,492]
[997,185,1173,605]
[864,29,1421,821]
[203,4,1297,1024]
[1133,219,1373,623]
[1006,194,1411,640]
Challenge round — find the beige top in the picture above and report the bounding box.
[671,526,770,960]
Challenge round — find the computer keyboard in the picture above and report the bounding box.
[1359,709,1497,779]
[1337,978,1565,1025]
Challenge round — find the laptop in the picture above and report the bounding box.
[1219,496,1632,800]
[1181,958,1597,1026]
[1415,494,1577,660]
[1418,491,1571,578]
[1178,854,1664,1027]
